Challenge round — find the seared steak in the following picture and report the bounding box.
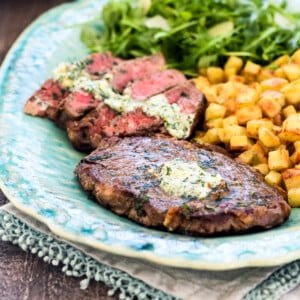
[24,52,206,151]
[75,136,291,236]
[23,79,69,120]
[123,69,186,100]
[24,52,118,121]
[110,53,166,92]
[66,79,205,151]
[67,104,117,152]
[62,91,100,119]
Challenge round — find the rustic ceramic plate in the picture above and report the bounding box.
[1,0,300,270]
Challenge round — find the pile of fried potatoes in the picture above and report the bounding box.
[193,50,300,207]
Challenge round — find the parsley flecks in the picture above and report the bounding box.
[80,0,300,76]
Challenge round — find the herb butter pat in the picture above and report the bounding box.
[159,159,224,199]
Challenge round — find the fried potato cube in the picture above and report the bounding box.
[258,127,281,148]
[265,170,282,186]
[246,119,273,139]
[206,67,225,84]
[236,87,258,108]
[203,128,222,144]
[292,49,300,64]
[236,105,262,125]
[222,115,238,127]
[274,67,287,79]
[280,114,300,142]
[271,54,290,67]
[243,60,262,82]
[205,103,226,120]
[282,105,297,118]
[224,56,243,73]
[262,90,285,107]
[224,67,237,79]
[193,76,210,91]
[257,69,274,82]
[290,150,300,165]
[258,94,282,118]
[229,135,250,151]
[227,75,246,83]
[260,78,288,91]
[216,82,238,103]
[219,125,247,143]
[202,86,218,103]
[282,63,300,82]
[268,149,290,171]
[294,141,300,151]
[287,188,300,207]
[281,79,300,105]
[254,163,269,175]
[238,143,267,165]
[282,168,300,190]
[205,118,223,129]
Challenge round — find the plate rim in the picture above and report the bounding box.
[1,0,300,271]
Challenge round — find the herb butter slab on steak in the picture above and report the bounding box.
[75,135,291,236]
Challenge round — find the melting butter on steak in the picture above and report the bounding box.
[75,136,291,236]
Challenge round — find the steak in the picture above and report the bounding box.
[23,52,118,121]
[110,53,166,92]
[123,69,186,100]
[62,90,100,119]
[66,79,205,151]
[24,52,206,152]
[23,79,68,120]
[67,104,117,152]
[75,136,291,236]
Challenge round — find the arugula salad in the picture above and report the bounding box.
[81,0,300,76]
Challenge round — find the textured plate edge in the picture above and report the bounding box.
[1,0,300,271]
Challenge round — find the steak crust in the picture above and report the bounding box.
[75,135,291,236]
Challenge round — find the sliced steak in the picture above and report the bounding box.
[123,69,186,100]
[24,52,118,121]
[23,79,68,120]
[66,104,117,152]
[84,52,123,78]
[111,53,166,92]
[102,109,163,137]
[62,90,101,119]
[75,136,290,236]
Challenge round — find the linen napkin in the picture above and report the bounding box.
[1,203,300,300]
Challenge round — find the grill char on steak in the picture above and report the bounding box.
[75,136,291,236]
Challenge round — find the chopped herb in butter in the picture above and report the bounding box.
[52,64,194,138]
[159,158,223,200]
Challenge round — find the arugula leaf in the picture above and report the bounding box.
[80,0,300,75]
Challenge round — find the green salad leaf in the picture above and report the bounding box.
[80,0,300,76]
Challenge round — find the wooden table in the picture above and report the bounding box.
[0,1,117,299]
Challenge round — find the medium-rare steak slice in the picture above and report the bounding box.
[66,104,117,152]
[66,79,205,151]
[75,136,291,236]
[23,79,69,120]
[62,90,101,119]
[123,69,186,100]
[110,53,166,92]
[24,52,119,122]
[101,109,163,138]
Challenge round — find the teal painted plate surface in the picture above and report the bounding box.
[1,0,300,270]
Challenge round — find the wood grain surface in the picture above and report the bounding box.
[0,1,117,299]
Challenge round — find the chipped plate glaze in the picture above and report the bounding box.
[1,0,300,270]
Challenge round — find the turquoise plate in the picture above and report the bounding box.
[1,0,300,270]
